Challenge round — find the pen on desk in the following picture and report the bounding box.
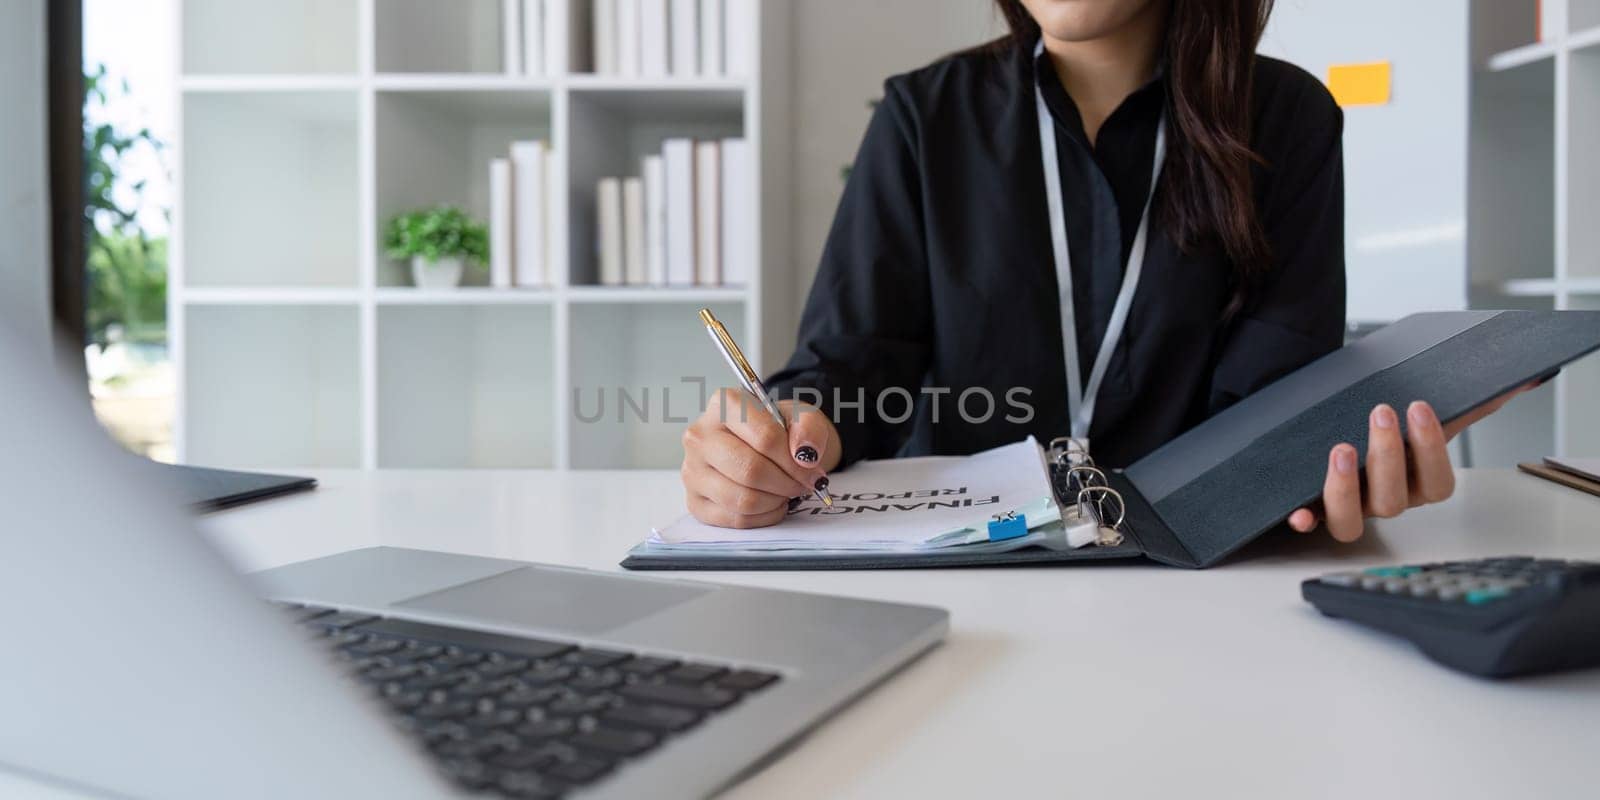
[698,308,834,507]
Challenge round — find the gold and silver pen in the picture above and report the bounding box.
[698,308,834,507]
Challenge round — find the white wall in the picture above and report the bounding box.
[786,0,1004,304]
[1260,0,1470,325]
[0,0,51,352]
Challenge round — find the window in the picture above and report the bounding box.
[83,0,177,461]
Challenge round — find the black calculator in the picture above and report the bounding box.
[1302,556,1600,678]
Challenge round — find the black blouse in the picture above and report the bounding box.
[769,38,1347,469]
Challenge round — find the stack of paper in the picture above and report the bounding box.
[1547,457,1600,482]
[1521,456,1600,499]
[645,438,1059,553]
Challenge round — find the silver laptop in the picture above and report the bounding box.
[0,331,948,799]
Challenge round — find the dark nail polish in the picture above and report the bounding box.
[795,445,818,464]
[814,476,830,494]
[788,496,802,511]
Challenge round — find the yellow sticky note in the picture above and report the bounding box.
[1325,61,1391,107]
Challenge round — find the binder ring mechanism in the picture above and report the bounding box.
[1076,486,1126,547]
[1047,437,1126,547]
[1049,436,1093,468]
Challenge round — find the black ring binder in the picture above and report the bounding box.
[621,311,1600,572]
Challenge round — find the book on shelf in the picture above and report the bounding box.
[510,141,549,287]
[640,0,670,77]
[699,0,723,77]
[642,155,668,285]
[720,137,750,286]
[618,0,642,76]
[521,0,545,77]
[694,140,722,286]
[1539,0,1565,42]
[543,0,565,75]
[594,0,619,75]
[725,0,753,77]
[503,0,524,75]
[587,139,748,289]
[597,178,625,286]
[669,0,699,77]
[623,177,647,285]
[595,0,739,77]
[489,158,514,289]
[662,138,697,285]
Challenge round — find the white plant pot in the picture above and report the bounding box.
[411,256,464,289]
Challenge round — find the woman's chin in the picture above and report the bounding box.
[1023,0,1158,43]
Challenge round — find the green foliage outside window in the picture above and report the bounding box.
[84,64,167,347]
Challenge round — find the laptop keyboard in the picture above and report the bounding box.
[281,604,781,798]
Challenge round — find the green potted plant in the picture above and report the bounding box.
[384,206,489,289]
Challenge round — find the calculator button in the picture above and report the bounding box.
[1483,558,1531,569]
[1318,572,1362,587]
[1363,567,1420,578]
[1466,588,1512,605]
[1437,587,1465,601]
[1359,577,1387,591]
[1383,580,1410,594]
[1409,584,1438,598]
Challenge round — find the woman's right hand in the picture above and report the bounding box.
[681,388,841,529]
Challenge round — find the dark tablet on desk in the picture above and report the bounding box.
[145,461,317,511]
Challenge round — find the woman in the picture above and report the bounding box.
[680,0,1520,541]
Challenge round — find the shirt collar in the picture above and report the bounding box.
[1030,36,1166,150]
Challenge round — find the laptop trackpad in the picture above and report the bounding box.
[393,566,712,636]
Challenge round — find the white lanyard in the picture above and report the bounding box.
[1034,41,1167,441]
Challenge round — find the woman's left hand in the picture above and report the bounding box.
[1288,385,1535,541]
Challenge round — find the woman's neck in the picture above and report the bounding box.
[1041,4,1166,145]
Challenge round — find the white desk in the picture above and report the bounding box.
[201,469,1600,799]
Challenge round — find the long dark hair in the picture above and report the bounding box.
[994,0,1274,316]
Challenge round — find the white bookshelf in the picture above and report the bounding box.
[171,0,793,470]
[1468,0,1600,463]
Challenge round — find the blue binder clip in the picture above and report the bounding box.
[987,511,1027,542]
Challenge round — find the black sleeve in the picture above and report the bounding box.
[1208,86,1347,414]
[766,80,933,468]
